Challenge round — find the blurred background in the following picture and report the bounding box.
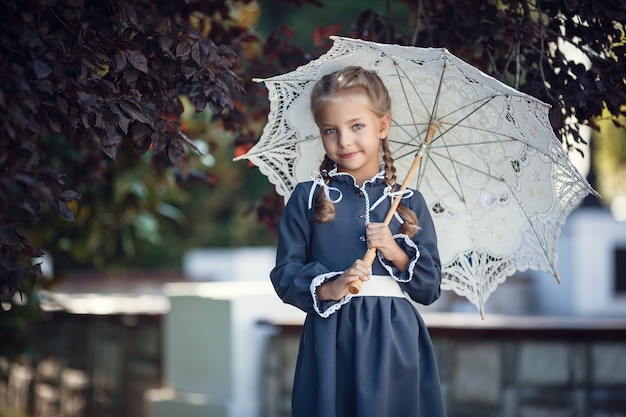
[1,1,625,416]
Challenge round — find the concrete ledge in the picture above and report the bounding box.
[258,312,626,340]
[146,388,228,417]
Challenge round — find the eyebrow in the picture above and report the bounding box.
[321,117,365,127]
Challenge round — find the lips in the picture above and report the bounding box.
[339,152,359,159]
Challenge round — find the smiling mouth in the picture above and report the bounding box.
[339,152,359,159]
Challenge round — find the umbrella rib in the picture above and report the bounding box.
[388,128,521,157]
[393,61,431,135]
[428,139,514,149]
[433,128,580,175]
[427,150,504,182]
[436,122,531,147]
[435,128,470,204]
[436,96,496,125]
[387,52,448,151]
[420,154,466,201]
[388,125,424,156]
[428,95,518,206]
[430,57,447,122]
[431,97,497,145]
[381,58,433,157]
[427,87,500,207]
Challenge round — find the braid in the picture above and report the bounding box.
[314,155,336,223]
[397,201,420,237]
[381,139,396,187]
[381,137,420,237]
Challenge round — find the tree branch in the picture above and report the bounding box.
[535,1,556,102]
[411,0,423,46]
[515,40,521,89]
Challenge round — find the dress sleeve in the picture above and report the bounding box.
[379,191,442,306]
[270,183,350,315]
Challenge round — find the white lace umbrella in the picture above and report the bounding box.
[236,36,598,316]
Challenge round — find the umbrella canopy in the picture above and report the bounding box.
[236,36,598,315]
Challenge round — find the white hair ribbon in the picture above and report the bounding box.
[308,172,343,209]
[369,186,414,223]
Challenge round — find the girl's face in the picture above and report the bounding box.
[316,90,390,187]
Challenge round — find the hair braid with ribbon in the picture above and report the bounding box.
[381,138,419,236]
[314,155,338,223]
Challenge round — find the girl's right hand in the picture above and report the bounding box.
[318,259,371,301]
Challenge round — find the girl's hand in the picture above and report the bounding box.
[317,259,371,301]
[366,222,409,271]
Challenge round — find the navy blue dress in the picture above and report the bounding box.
[270,168,446,417]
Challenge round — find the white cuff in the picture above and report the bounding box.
[378,234,421,283]
[310,271,353,318]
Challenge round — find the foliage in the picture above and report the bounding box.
[0,0,313,301]
[27,117,276,271]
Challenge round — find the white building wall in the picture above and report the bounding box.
[531,207,626,316]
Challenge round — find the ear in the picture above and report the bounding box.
[379,113,391,139]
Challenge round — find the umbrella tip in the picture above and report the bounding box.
[555,273,562,285]
[480,308,485,320]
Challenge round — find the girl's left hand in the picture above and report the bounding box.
[366,222,409,271]
[366,222,396,253]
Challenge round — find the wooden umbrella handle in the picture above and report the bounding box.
[348,248,377,294]
[347,197,403,294]
[348,122,437,295]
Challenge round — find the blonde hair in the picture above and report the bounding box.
[310,66,419,237]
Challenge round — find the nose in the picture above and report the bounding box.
[337,130,352,147]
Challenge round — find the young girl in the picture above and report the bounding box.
[270,66,446,417]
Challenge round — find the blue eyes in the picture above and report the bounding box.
[323,124,364,135]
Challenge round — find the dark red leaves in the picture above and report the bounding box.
[125,49,149,73]
[0,0,260,301]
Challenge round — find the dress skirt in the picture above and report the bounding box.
[291,296,446,417]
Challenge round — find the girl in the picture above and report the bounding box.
[270,66,446,417]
